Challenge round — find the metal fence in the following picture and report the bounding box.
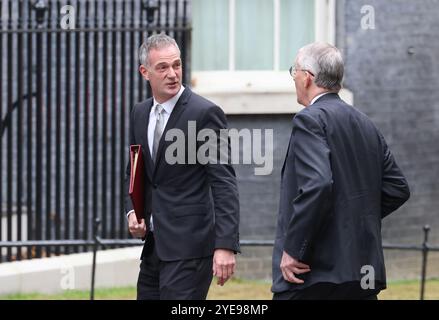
[0,223,438,300]
[0,0,191,262]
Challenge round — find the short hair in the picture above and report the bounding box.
[296,42,344,91]
[138,33,180,66]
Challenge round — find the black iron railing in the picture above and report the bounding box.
[0,224,438,300]
[0,0,191,262]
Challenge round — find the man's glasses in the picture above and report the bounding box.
[289,65,315,78]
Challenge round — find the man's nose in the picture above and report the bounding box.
[167,66,177,78]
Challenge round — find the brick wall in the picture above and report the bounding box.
[337,0,439,280]
[231,0,439,282]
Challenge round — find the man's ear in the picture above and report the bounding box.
[139,65,149,81]
[304,73,313,88]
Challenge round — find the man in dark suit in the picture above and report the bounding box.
[272,42,410,300]
[124,33,240,300]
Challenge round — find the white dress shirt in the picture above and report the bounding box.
[148,86,185,156]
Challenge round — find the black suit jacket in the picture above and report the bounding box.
[272,93,410,293]
[124,87,240,261]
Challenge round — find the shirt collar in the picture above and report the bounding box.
[153,85,185,114]
[310,91,331,106]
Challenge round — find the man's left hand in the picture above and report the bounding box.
[213,249,236,286]
[280,251,311,284]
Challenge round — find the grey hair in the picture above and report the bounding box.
[296,42,344,91]
[138,33,180,66]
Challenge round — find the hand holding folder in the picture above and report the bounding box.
[129,145,146,224]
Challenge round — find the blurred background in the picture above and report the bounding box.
[0,0,438,299]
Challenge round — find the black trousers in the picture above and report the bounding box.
[137,233,213,300]
[273,282,380,300]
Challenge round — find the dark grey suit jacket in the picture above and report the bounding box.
[124,87,240,261]
[272,93,410,293]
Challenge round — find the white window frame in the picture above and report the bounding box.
[191,0,352,114]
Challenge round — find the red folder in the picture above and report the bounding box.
[129,145,145,224]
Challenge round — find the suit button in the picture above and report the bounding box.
[153,184,158,189]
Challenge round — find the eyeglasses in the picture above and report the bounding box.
[289,65,315,78]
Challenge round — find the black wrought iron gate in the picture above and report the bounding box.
[0,0,191,262]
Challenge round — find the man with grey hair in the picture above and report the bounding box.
[272,42,410,299]
[124,33,240,300]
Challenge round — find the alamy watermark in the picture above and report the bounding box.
[164,121,273,176]
[361,5,376,30]
[360,265,375,290]
[60,5,76,30]
[60,263,75,290]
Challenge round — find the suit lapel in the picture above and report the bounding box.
[140,100,154,180]
[153,88,192,177]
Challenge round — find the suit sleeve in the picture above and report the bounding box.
[124,106,136,215]
[379,134,410,218]
[201,105,240,253]
[283,112,333,262]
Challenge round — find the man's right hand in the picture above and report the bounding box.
[128,212,147,238]
[280,251,310,284]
